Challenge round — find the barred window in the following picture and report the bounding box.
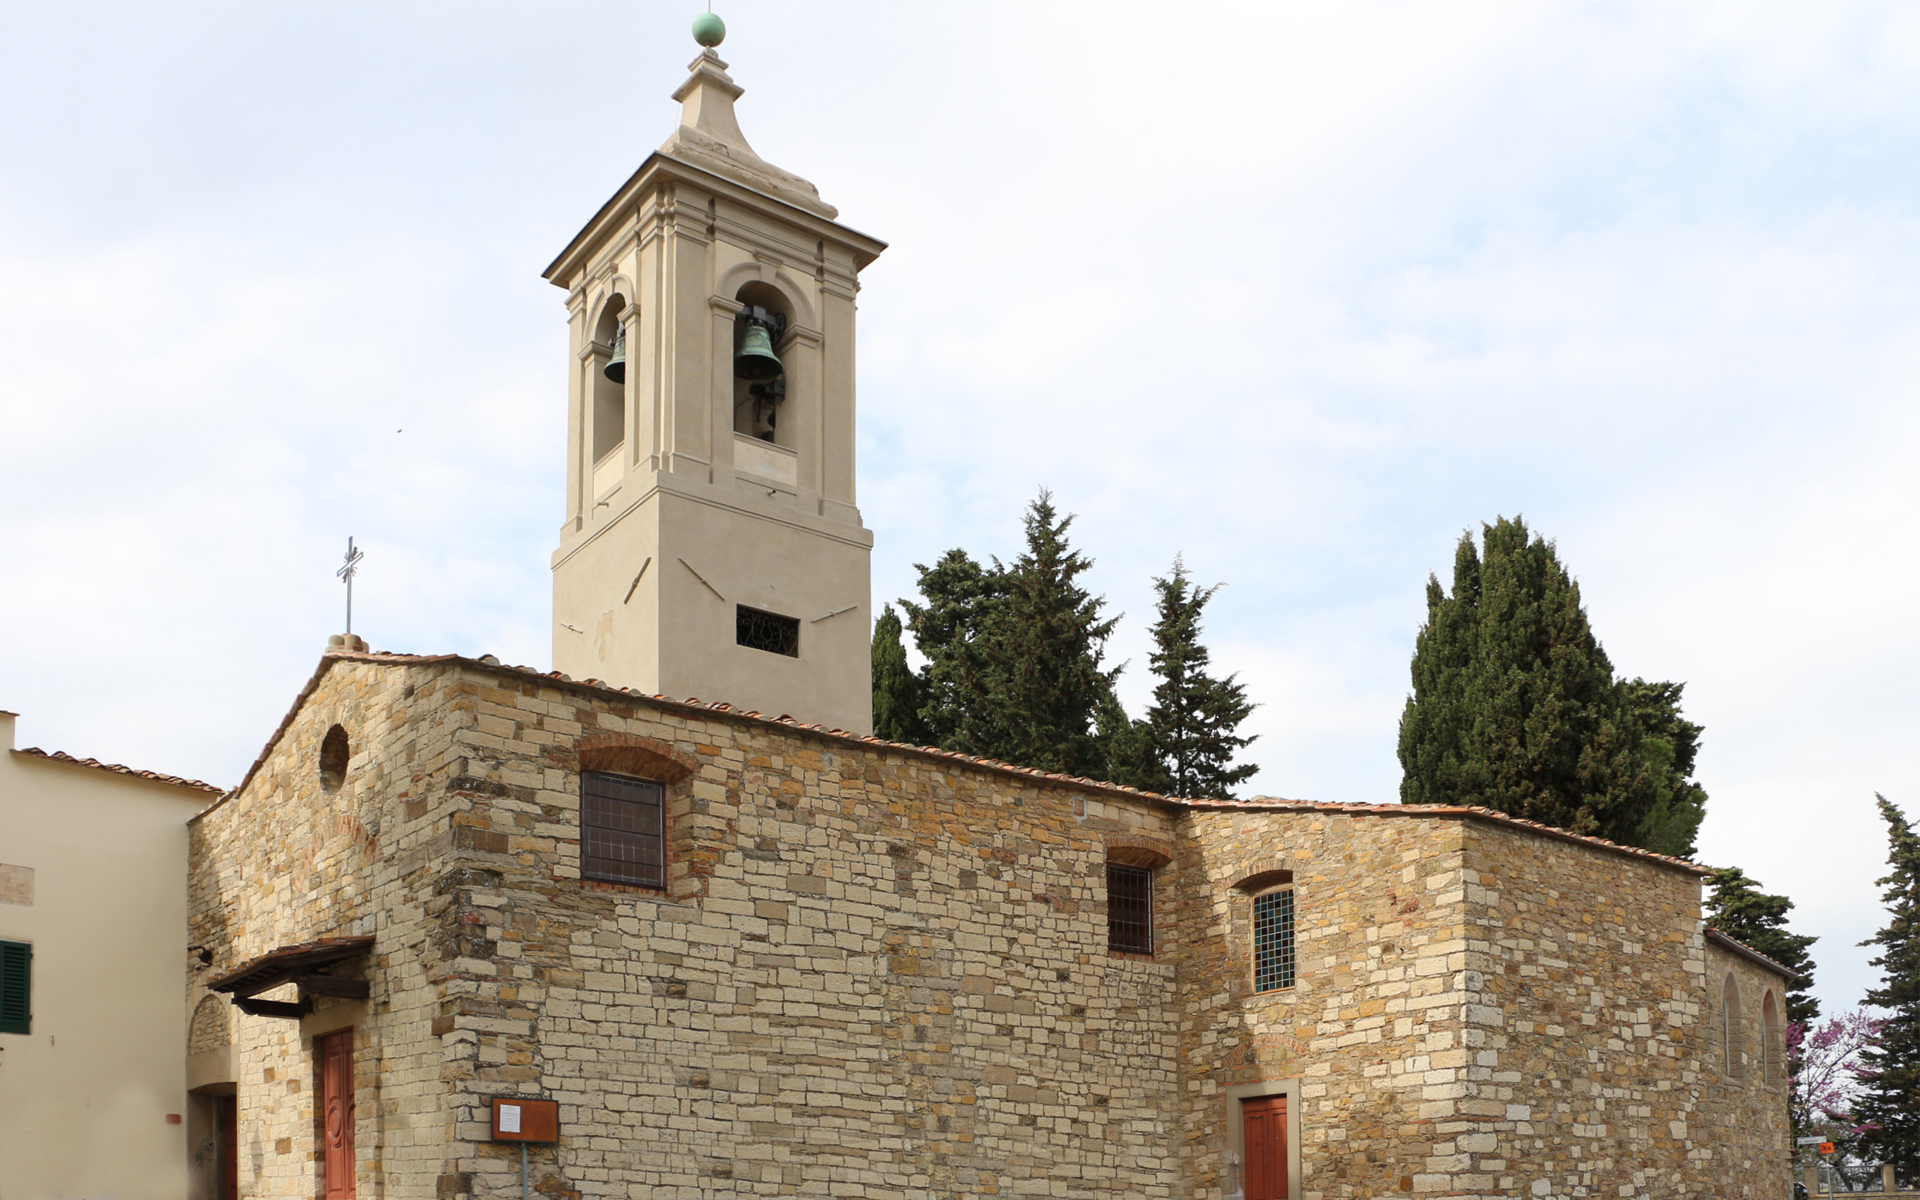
[1253,889,1295,993]
[581,771,665,889]
[1107,864,1153,955]
[736,605,799,657]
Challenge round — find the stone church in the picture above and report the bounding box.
[176,23,1792,1200]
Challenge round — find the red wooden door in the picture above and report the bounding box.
[318,1030,356,1198]
[1243,1095,1289,1200]
[218,1094,237,1200]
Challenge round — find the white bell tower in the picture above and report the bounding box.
[545,22,885,734]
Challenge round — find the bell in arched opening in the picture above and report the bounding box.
[734,308,783,382]
[602,327,627,385]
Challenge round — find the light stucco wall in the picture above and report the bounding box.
[0,711,214,1199]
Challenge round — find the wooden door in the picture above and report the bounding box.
[318,1030,356,1198]
[218,1094,237,1200]
[1243,1094,1289,1200]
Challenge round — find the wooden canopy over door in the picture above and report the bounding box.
[1243,1094,1289,1200]
[318,1029,356,1199]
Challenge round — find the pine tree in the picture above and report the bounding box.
[973,491,1118,776]
[1138,557,1258,798]
[1621,679,1709,860]
[1855,794,1920,1178]
[1094,686,1165,793]
[899,547,1005,753]
[870,605,930,744]
[1704,865,1819,1024]
[1398,516,1663,848]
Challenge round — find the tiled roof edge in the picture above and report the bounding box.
[1182,796,1714,877]
[1704,927,1799,980]
[207,650,1714,879]
[12,747,224,795]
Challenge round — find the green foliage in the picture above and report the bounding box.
[1397,516,1708,852]
[901,492,1117,776]
[870,605,930,745]
[1621,679,1709,859]
[1856,794,1920,1174]
[1704,865,1819,1024]
[1094,686,1165,793]
[1135,558,1258,798]
[974,492,1120,776]
[899,547,1005,752]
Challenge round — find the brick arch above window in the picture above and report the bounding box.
[1104,835,1172,870]
[1232,862,1296,893]
[572,733,699,784]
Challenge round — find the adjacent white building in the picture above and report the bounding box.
[0,710,220,1199]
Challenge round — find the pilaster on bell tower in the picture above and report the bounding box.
[544,15,885,735]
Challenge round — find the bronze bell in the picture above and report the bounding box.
[602,328,626,385]
[734,320,782,382]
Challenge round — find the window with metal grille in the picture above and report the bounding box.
[736,605,800,657]
[1253,889,1295,993]
[0,940,30,1034]
[1107,864,1153,955]
[581,772,665,888]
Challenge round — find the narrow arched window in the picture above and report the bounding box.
[1762,991,1783,1086]
[1721,974,1744,1079]
[590,296,628,496]
[319,725,350,792]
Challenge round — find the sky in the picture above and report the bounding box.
[2,1,1915,1019]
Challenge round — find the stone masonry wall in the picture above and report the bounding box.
[1174,807,1474,1200]
[188,654,1789,1200]
[1455,818,1787,1199]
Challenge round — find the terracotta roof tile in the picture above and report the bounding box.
[13,747,224,795]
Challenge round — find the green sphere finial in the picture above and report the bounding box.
[692,11,725,47]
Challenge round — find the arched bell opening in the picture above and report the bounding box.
[732,282,791,447]
[590,295,628,482]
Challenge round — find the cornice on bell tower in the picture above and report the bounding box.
[545,17,886,735]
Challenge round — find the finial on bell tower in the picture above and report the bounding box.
[543,22,887,734]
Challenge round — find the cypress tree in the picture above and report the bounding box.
[1856,794,1920,1178]
[899,547,1005,753]
[1622,678,1709,859]
[871,605,930,744]
[1704,865,1820,1023]
[1139,557,1258,798]
[1398,516,1662,847]
[974,491,1118,776]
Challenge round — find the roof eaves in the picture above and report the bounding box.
[1705,927,1799,980]
[12,747,224,796]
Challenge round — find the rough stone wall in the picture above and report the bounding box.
[1454,819,1788,1199]
[188,658,474,1198]
[1174,808,1475,1199]
[189,655,1790,1200]
[1702,942,1795,1191]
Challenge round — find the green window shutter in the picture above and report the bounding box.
[0,941,30,1034]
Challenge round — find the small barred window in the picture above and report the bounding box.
[1107,864,1153,955]
[737,605,800,657]
[581,772,665,889]
[1253,889,1295,993]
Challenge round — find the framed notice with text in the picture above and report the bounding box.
[490,1096,559,1143]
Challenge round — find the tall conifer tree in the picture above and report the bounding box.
[900,548,1005,752]
[1620,679,1709,859]
[974,491,1119,776]
[1856,794,1920,1178]
[870,605,930,744]
[1398,516,1662,846]
[1138,558,1258,798]
[1704,866,1819,1023]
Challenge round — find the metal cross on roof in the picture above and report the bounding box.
[336,536,365,635]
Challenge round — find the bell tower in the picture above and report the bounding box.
[545,18,885,734]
